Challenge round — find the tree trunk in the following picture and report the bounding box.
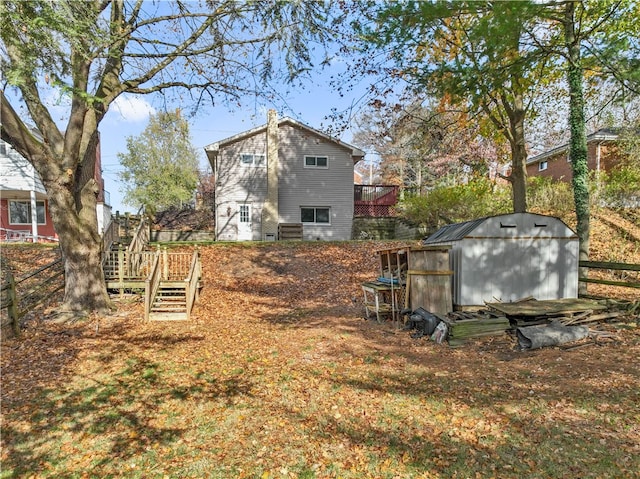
[46,175,112,317]
[564,1,590,294]
[508,96,528,213]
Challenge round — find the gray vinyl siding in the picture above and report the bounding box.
[213,121,356,241]
[277,124,354,241]
[215,133,268,241]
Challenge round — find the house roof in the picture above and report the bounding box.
[203,116,365,163]
[526,127,621,165]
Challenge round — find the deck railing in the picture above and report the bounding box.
[185,249,202,321]
[354,185,399,217]
[128,215,150,254]
[160,249,193,280]
[144,254,162,321]
[101,219,120,256]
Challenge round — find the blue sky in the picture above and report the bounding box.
[99,67,374,214]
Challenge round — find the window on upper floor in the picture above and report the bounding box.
[538,161,548,171]
[240,153,265,167]
[9,200,46,224]
[301,207,330,224]
[304,155,328,168]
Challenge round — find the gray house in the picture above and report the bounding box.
[204,110,365,241]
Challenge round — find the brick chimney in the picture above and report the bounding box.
[262,109,279,240]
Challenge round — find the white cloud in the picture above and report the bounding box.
[109,95,156,123]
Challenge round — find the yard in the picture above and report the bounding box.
[1,240,639,479]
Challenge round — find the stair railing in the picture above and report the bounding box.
[185,248,202,321]
[101,218,120,257]
[127,216,150,276]
[144,252,162,321]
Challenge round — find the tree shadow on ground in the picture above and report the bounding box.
[1,320,252,478]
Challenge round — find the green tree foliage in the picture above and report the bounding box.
[353,1,549,213]
[526,176,575,219]
[535,0,639,282]
[399,177,511,232]
[0,0,335,316]
[352,0,638,264]
[601,124,640,207]
[118,111,199,214]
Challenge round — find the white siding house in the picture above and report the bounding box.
[204,111,365,241]
[0,134,111,242]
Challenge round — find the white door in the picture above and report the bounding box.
[237,203,252,240]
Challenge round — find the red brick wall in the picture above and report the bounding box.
[527,141,625,182]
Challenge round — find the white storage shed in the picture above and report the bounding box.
[423,213,579,308]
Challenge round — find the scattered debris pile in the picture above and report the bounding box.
[402,297,637,349]
[516,321,589,350]
[485,297,619,327]
[442,311,511,347]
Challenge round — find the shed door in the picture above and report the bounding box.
[237,203,252,241]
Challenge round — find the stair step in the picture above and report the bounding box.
[152,299,186,307]
[148,312,187,321]
[151,306,187,312]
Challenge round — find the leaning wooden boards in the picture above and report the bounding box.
[408,246,453,315]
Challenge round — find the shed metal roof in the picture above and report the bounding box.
[423,213,576,244]
[423,217,485,244]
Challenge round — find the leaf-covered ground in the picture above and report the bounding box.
[2,239,639,479]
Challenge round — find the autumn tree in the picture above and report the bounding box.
[0,0,335,318]
[352,100,509,194]
[352,1,549,213]
[118,110,199,214]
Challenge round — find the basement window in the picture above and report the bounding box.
[301,207,330,224]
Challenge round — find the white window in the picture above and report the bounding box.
[240,154,265,167]
[301,207,330,224]
[304,156,328,168]
[538,161,548,171]
[9,200,46,224]
[239,204,250,223]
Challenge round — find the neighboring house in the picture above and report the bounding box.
[204,110,365,241]
[0,132,111,242]
[526,128,624,181]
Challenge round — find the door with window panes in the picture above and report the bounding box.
[237,203,252,240]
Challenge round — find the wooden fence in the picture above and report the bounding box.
[579,260,640,293]
[1,257,64,339]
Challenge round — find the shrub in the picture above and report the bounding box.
[398,177,510,231]
[526,176,575,218]
[599,166,640,208]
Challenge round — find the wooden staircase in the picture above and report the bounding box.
[102,211,202,321]
[149,283,188,320]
